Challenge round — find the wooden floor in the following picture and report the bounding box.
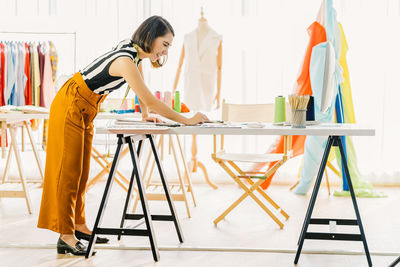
[0,182,399,267]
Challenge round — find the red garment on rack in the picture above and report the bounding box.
[0,42,5,106]
[0,42,6,147]
[24,43,32,105]
[38,44,45,107]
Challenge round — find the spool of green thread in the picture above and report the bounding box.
[274,96,286,123]
[174,91,181,113]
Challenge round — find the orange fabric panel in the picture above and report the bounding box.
[259,22,327,190]
[295,22,327,95]
[258,135,306,189]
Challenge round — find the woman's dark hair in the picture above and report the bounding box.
[132,15,174,68]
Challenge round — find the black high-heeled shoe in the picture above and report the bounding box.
[57,238,96,256]
[75,230,109,244]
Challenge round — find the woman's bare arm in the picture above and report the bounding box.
[136,63,149,118]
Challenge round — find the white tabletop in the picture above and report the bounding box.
[105,123,375,137]
[0,113,375,137]
[0,113,49,121]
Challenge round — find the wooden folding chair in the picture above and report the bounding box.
[212,100,290,229]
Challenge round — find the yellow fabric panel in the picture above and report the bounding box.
[338,23,356,123]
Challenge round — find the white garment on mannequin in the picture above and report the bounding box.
[183,23,222,112]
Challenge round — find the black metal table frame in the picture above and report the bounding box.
[85,134,184,261]
[294,135,372,267]
[392,256,400,266]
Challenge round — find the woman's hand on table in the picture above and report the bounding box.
[142,116,164,123]
[185,112,209,125]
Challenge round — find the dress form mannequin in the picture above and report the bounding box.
[173,8,222,189]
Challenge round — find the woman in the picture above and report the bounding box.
[38,15,208,256]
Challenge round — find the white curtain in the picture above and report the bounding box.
[1,0,399,183]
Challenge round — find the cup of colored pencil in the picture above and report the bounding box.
[288,94,310,128]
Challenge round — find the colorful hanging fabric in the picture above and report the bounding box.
[295,1,380,196]
[0,41,57,132]
[331,23,381,197]
[0,41,55,108]
[295,0,344,194]
[254,21,327,190]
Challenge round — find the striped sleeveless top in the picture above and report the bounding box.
[80,39,141,95]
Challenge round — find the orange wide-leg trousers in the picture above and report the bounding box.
[38,72,105,234]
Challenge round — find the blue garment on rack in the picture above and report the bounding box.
[6,43,16,105]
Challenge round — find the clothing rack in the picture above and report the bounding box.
[0,31,77,214]
[0,31,77,72]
